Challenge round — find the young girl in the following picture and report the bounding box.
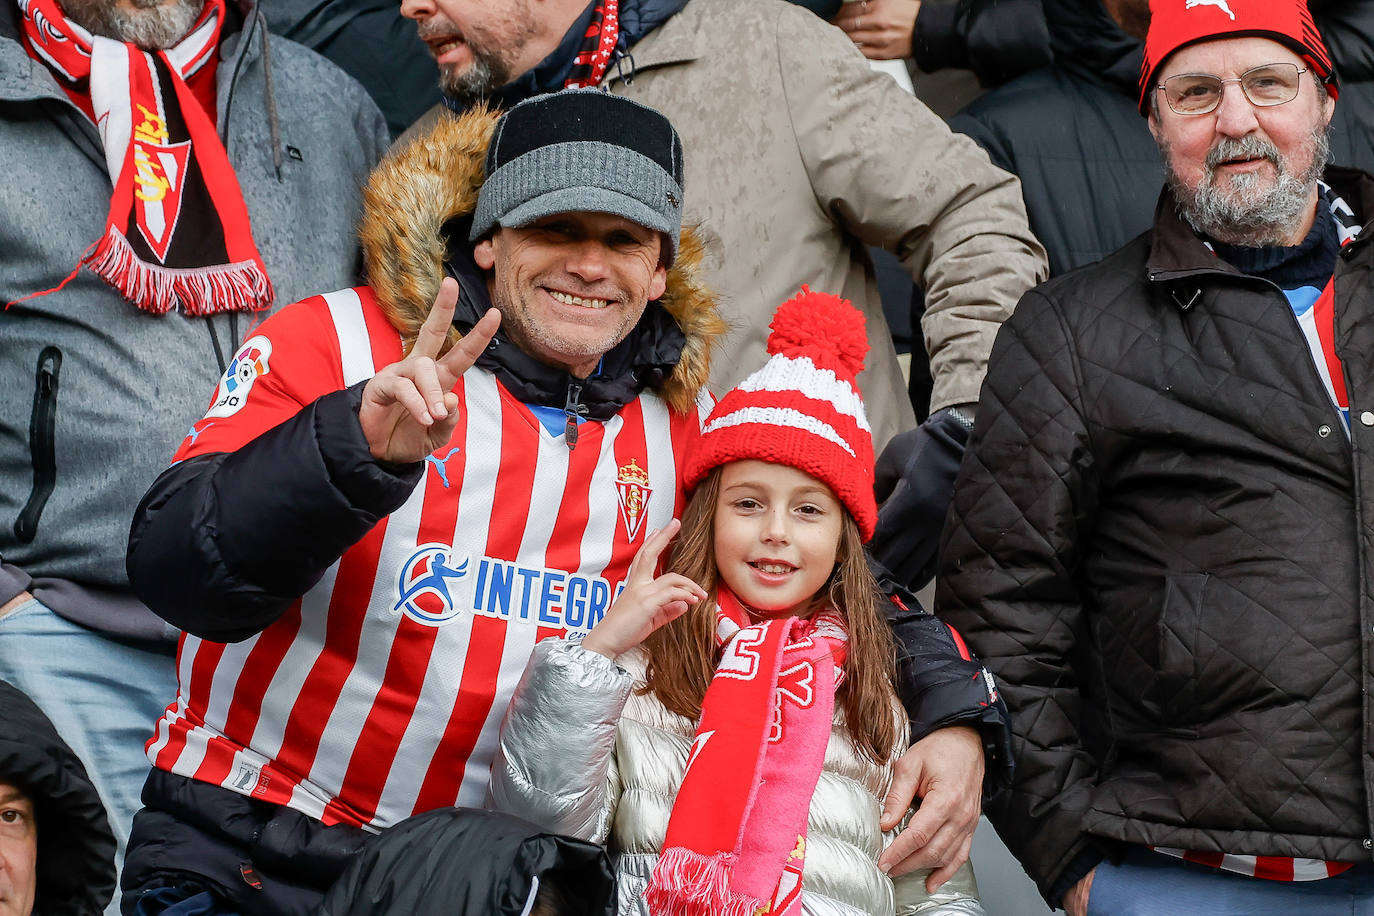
[488,290,983,916]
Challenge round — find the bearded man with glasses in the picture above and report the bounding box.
[935,0,1374,913]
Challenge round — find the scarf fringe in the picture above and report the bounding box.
[85,227,272,315]
[643,848,767,916]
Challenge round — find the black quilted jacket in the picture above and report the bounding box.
[937,167,1374,903]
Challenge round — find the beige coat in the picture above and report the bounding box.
[489,640,984,916]
[403,0,1047,450]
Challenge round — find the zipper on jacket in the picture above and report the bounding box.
[563,381,588,450]
[14,347,63,544]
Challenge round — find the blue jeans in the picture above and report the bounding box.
[0,598,177,916]
[1088,847,1374,916]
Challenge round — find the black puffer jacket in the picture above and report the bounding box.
[937,168,1374,904]
[315,808,615,916]
[950,0,1374,276]
[0,680,115,915]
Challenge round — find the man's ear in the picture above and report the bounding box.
[473,237,496,271]
[649,263,667,303]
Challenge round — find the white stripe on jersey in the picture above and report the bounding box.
[373,372,504,821]
[323,288,380,386]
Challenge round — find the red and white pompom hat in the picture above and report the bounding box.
[684,286,877,541]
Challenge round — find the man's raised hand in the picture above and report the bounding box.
[580,520,706,661]
[359,277,500,464]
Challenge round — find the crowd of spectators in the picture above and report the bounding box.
[3,0,1374,914]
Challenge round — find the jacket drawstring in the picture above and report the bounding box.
[257,18,284,182]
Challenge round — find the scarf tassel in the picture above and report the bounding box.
[85,227,273,315]
[643,848,768,916]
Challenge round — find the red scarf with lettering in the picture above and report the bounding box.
[17,0,273,315]
[644,590,847,916]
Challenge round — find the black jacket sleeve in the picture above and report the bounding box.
[870,405,975,593]
[126,383,422,643]
[935,289,1103,904]
[912,0,1051,87]
[873,565,1014,794]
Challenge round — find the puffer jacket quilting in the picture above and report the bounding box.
[937,168,1374,901]
[489,639,984,916]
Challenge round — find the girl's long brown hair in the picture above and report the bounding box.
[641,467,900,763]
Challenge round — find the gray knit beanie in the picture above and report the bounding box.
[470,88,685,265]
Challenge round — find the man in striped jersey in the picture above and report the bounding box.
[939,0,1374,914]
[117,89,723,914]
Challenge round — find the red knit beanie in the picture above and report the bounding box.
[1138,0,1338,116]
[684,287,877,541]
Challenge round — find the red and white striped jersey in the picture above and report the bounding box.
[1150,846,1353,882]
[147,287,706,830]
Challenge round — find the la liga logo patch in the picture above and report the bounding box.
[206,335,272,418]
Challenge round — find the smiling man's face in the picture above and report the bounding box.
[473,212,667,378]
[1149,36,1333,246]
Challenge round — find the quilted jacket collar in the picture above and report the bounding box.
[1147,166,1374,291]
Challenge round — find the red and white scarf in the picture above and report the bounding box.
[644,590,848,916]
[18,0,273,315]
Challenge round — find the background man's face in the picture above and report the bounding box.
[0,783,36,916]
[60,0,206,48]
[473,212,668,378]
[1148,36,1333,245]
[399,0,537,104]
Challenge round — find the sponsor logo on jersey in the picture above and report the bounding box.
[616,458,652,542]
[392,547,625,631]
[395,544,471,625]
[206,335,272,418]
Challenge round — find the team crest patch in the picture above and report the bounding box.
[616,459,652,542]
[395,544,470,626]
[131,104,191,262]
[206,335,272,418]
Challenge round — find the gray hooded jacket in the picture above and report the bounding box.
[0,0,389,640]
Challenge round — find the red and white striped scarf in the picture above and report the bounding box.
[644,590,847,916]
[17,0,273,315]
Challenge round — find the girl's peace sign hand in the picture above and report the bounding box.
[581,520,707,661]
[359,277,501,463]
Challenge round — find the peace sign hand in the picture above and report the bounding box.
[359,277,501,464]
[581,520,707,661]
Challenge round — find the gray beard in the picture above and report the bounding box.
[438,53,505,107]
[62,0,205,49]
[1165,127,1331,247]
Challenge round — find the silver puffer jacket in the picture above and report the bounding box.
[489,640,983,916]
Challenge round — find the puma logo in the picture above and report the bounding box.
[1185,0,1235,20]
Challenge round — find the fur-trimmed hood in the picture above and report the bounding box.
[359,106,722,414]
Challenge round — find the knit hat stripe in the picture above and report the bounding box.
[702,406,856,457]
[721,387,871,454]
[738,354,871,433]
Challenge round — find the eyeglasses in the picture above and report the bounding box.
[1157,62,1309,115]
